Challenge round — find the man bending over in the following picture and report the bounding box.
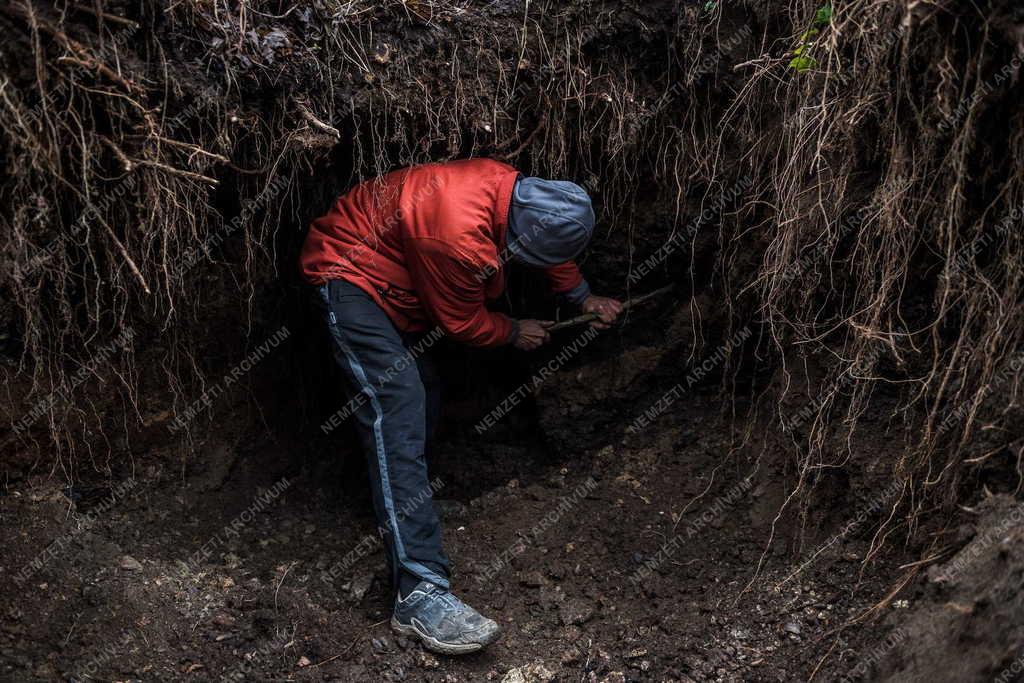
[300,158,622,654]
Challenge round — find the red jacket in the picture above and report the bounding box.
[300,159,585,347]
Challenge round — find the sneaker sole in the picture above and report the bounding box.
[390,617,500,655]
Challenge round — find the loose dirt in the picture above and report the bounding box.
[2,379,912,682]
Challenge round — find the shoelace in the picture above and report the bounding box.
[426,585,463,613]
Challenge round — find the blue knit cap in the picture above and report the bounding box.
[506,176,594,266]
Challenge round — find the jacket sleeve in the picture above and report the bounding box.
[405,237,517,348]
[544,261,591,305]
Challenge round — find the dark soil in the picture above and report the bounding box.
[5,295,1019,683]
[873,495,1024,683]
[3,2,1024,681]
[1,359,913,682]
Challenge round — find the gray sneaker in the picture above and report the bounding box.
[391,581,501,655]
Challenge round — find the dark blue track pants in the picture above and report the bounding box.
[314,279,450,591]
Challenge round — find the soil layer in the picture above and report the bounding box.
[2,384,911,682]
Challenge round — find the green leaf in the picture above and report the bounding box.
[789,55,817,72]
[814,3,833,26]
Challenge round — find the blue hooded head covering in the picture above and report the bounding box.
[506,176,594,266]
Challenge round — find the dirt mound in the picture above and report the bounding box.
[869,495,1024,682]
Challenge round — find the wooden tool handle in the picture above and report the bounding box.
[541,284,675,332]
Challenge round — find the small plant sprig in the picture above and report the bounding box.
[789,3,832,72]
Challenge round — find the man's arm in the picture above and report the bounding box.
[544,261,623,330]
[406,238,550,349]
[544,261,590,305]
[405,238,512,347]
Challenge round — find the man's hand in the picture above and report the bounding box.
[513,319,551,351]
[582,295,624,330]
